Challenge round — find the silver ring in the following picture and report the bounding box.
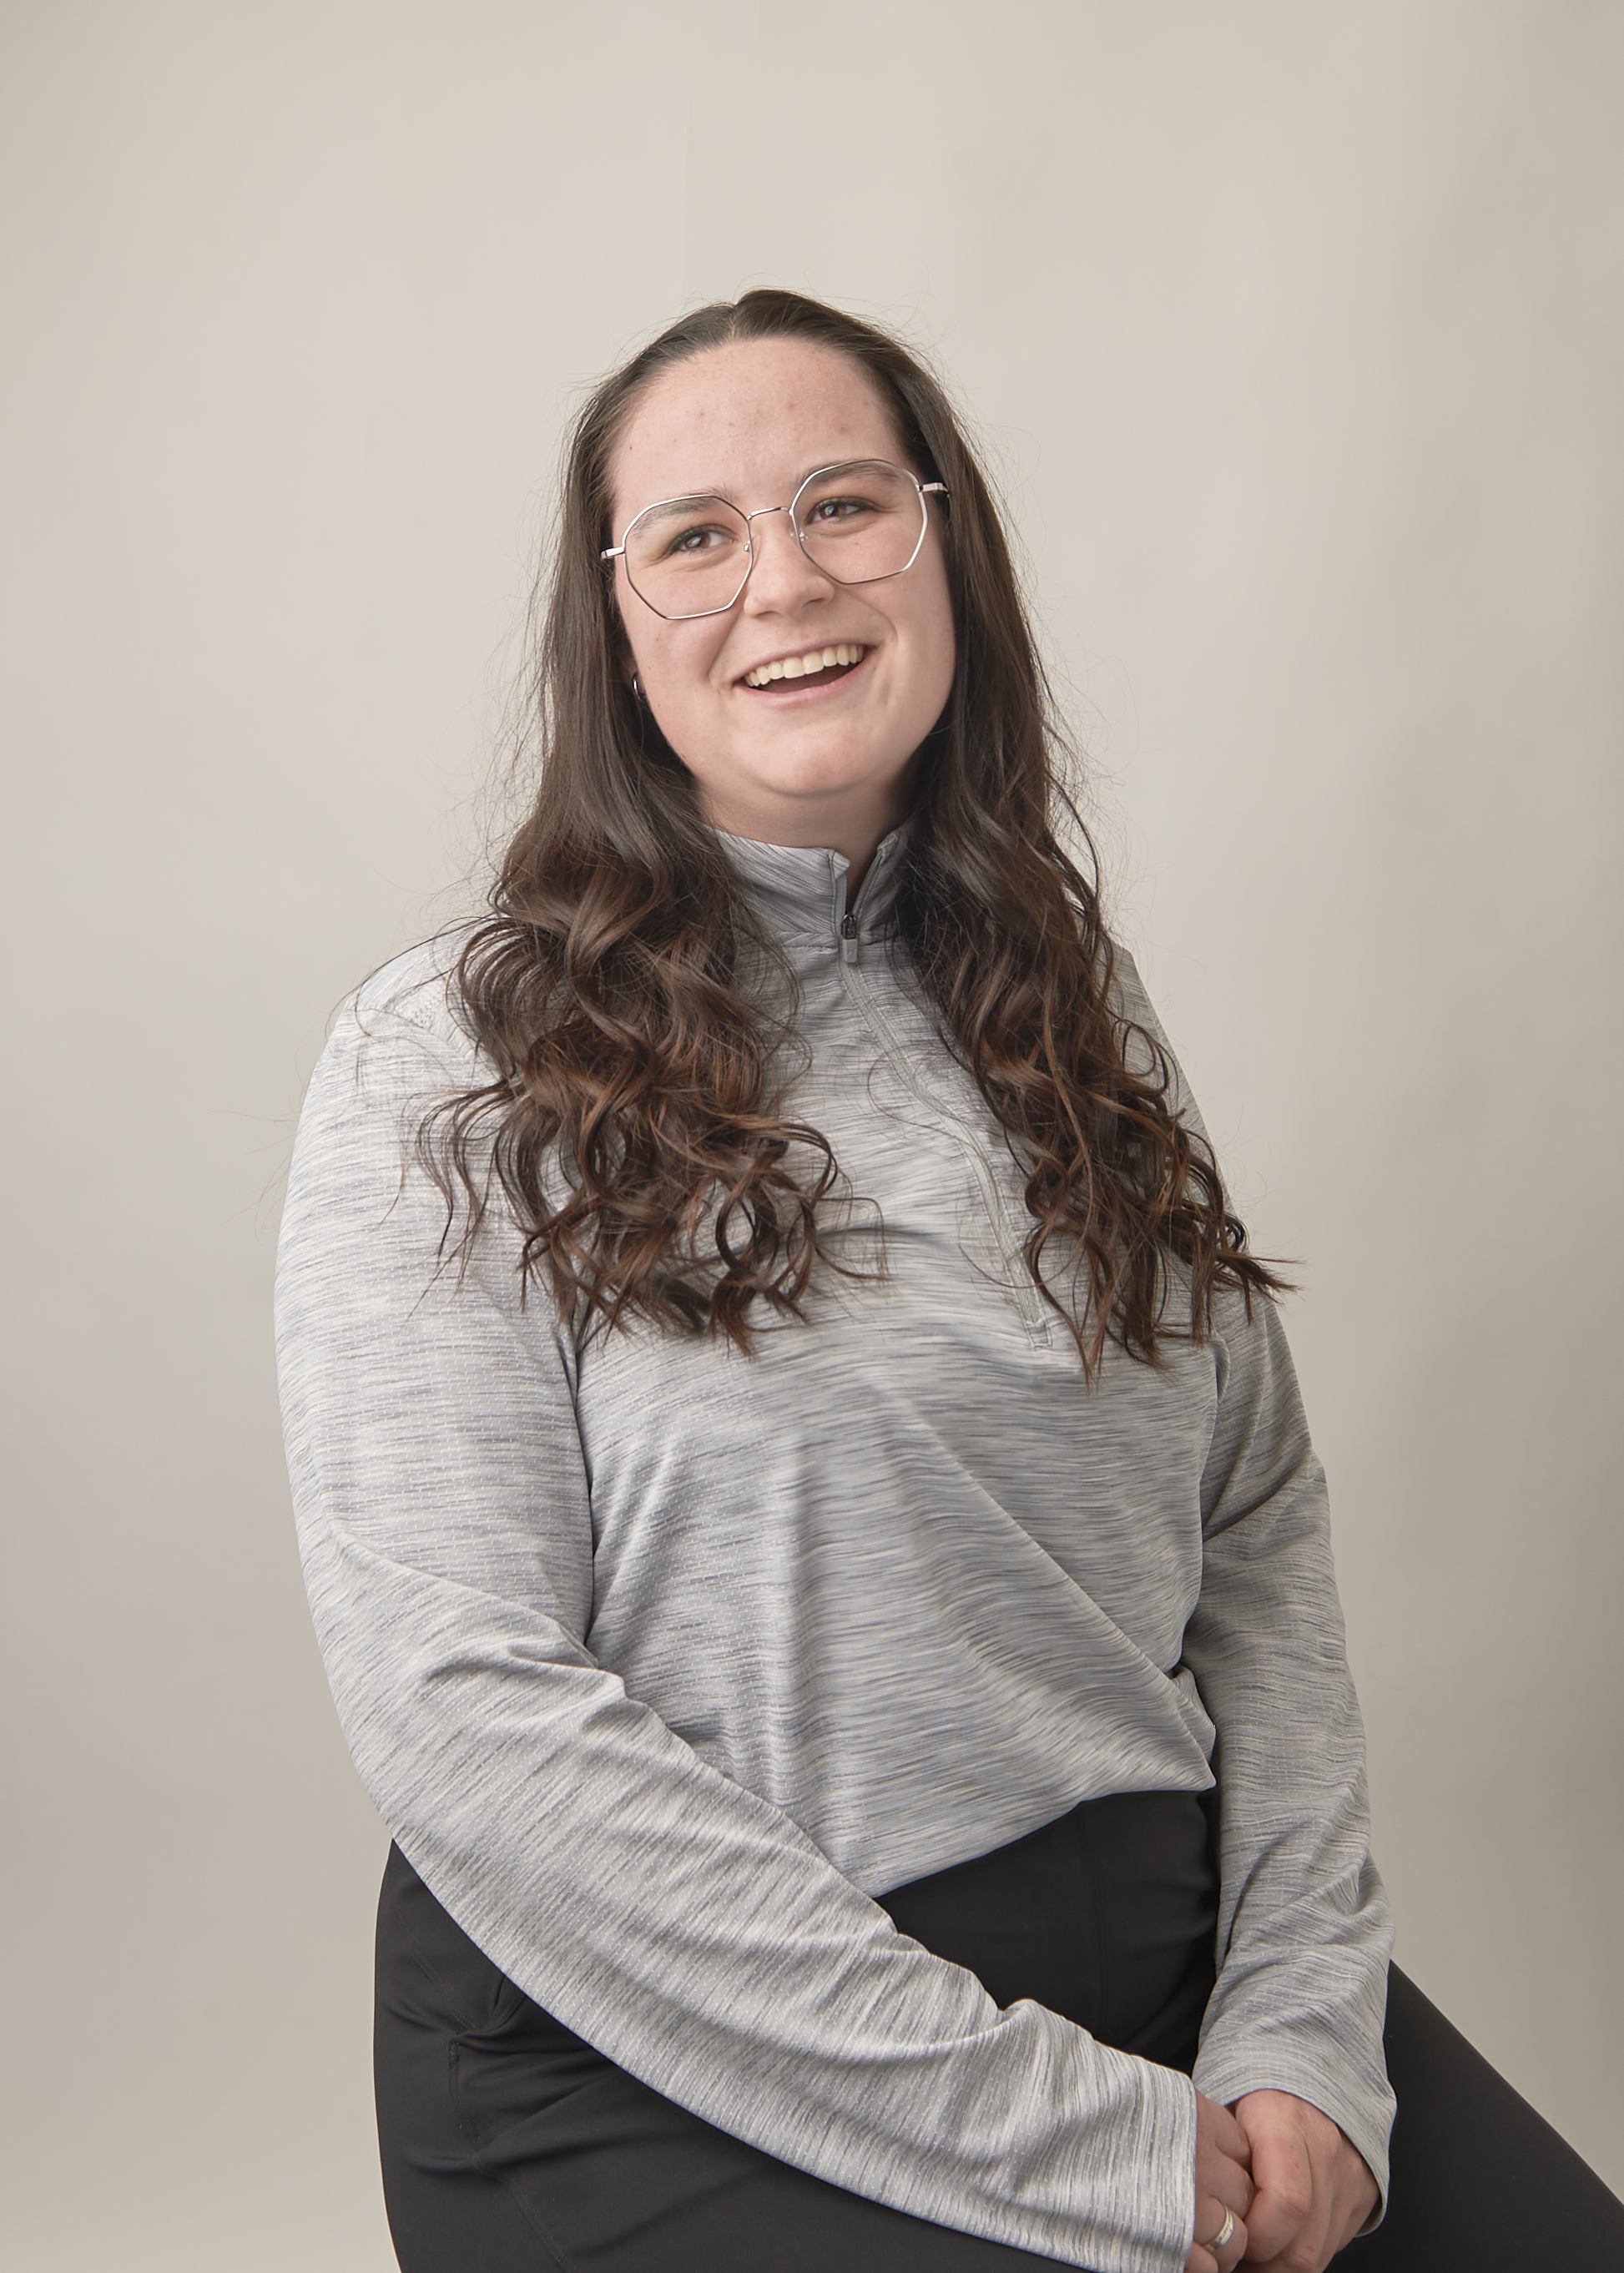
[1207,2206,1236,2252]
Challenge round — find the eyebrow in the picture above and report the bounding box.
[630,456,895,508]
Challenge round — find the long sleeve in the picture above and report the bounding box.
[1112,950,1395,2202]
[1183,1298,1395,2200]
[275,965,1201,2273]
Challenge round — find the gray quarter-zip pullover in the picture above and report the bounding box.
[275,830,1394,2273]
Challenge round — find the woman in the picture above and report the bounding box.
[276,291,1621,2273]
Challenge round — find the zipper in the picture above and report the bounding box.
[830,832,899,966]
[833,854,1050,1340]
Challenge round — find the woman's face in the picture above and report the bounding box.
[607,337,956,859]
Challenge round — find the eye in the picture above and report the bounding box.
[804,495,873,526]
[666,522,733,557]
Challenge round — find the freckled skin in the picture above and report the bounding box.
[609,339,958,883]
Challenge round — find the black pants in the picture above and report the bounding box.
[375,1796,1624,2270]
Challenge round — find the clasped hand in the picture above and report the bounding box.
[1185,2087,1379,2273]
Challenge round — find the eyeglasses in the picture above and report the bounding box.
[602,459,948,622]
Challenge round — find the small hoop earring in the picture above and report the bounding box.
[631,674,643,703]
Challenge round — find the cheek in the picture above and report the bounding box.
[616,586,659,678]
[613,591,723,695]
[933,606,959,696]
[618,606,690,705]
[644,634,722,716]
[913,576,958,713]
[618,617,732,765]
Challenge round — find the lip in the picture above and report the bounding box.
[733,646,873,698]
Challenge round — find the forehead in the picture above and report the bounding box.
[609,337,906,517]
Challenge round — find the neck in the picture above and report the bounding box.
[698,783,910,896]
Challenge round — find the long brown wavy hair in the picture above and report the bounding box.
[424,289,1283,1374]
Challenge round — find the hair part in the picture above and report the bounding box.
[422,289,1284,1372]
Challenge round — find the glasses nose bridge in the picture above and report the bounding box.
[742,499,792,562]
[739,496,821,597]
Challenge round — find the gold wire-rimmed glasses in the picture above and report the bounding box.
[602,459,949,622]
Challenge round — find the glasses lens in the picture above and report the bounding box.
[622,495,751,617]
[793,462,925,585]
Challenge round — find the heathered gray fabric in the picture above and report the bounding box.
[275,828,1395,2273]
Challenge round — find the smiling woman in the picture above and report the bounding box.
[605,340,959,874]
[275,290,1624,2273]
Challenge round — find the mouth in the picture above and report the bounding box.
[739,642,867,691]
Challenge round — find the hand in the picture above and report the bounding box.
[1228,2089,1378,2270]
[1184,2089,1254,2273]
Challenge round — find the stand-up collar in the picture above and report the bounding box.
[716,821,911,950]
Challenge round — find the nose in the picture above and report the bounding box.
[740,507,835,614]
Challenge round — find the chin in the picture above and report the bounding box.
[759,762,908,806]
[752,733,915,791]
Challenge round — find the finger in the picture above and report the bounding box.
[1211,2102,1253,2166]
[1244,2131,1314,2260]
[1226,2159,1257,2222]
[1208,2155,1254,2222]
[1242,2201,1334,2273]
[1184,2250,1218,2273]
[1194,2195,1248,2272]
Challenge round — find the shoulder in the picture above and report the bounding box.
[334,929,484,1070]
[347,928,475,1037]
[301,930,492,1136]
[1104,940,1153,1028]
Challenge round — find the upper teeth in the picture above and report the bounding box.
[744,643,865,688]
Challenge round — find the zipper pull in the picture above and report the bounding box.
[840,911,860,965]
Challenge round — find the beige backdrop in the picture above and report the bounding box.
[3,3,1620,2264]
